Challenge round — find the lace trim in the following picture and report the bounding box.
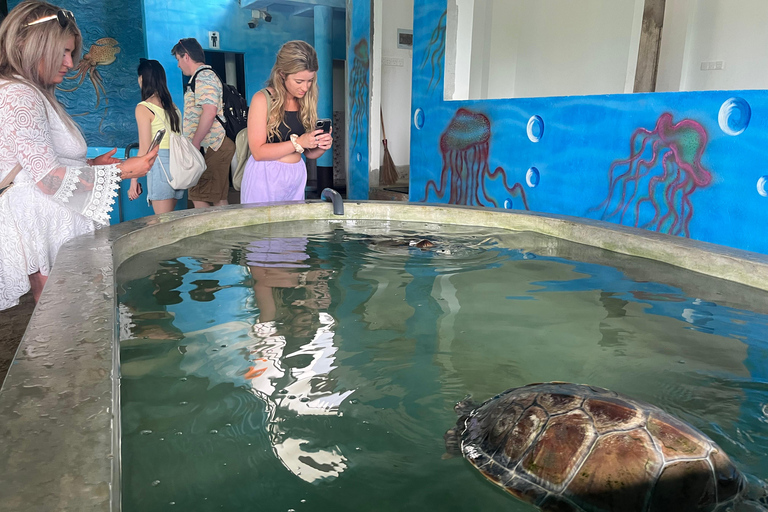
[85,164,121,226]
[52,167,82,203]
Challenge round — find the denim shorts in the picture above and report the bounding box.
[147,149,185,201]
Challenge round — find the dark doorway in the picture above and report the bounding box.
[182,51,246,96]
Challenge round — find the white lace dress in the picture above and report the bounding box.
[0,80,122,311]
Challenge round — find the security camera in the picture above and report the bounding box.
[249,9,271,25]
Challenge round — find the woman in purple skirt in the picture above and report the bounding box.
[241,41,332,204]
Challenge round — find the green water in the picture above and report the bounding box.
[117,220,768,511]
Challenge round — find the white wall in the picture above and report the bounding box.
[512,0,638,98]
[486,0,522,99]
[377,0,413,174]
[454,0,639,99]
[445,0,768,99]
[675,0,768,91]
[656,0,694,92]
[445,0,474,100]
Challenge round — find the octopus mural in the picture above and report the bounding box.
[58,37,121,129]
[349,38,369,149]
[591,113,712,238]
[423,108,529,209]
[420,9,446,94]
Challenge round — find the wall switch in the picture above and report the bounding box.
[382,57,404,67]
[700,61,725,71]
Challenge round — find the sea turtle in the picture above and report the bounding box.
[445,382,767,512]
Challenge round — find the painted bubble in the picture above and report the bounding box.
[503,199,513,209]
[526,167,540,188]
[718,97,751,136]
[414,108,425,130]
[757,176,768,197]
[527,115,544,142]
[356,152,362,162]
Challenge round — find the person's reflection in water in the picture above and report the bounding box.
[245,237,353,483]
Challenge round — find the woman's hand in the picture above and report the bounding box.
[90,148,121,166]
[298,129,326,151]
[316,127,333,150]
[301,128,332,158]
[128,179,141,201]
[118,145,159,179]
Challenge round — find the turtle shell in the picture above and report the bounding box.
[447,382,745,512]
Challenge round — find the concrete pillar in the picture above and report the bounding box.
[634,0,666,92]
[314,5,334,192]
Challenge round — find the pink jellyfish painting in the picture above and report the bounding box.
[423,108,529,209]
[591,113,712,238]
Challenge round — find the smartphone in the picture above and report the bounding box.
[148,129,166,152]
[315,118,332,133]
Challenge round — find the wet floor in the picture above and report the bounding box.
[0,292,34,385]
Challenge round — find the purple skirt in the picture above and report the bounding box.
[240,157,307,204]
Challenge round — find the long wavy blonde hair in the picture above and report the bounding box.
[0,0,83,133]
[265,40,319,141]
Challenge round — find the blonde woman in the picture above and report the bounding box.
[242,40,332,203]
[0,0,157,310]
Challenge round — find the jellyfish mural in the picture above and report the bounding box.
[420,10,446,94]
[591,113,712,238]
[349,38,369,149]
[424,108,529,209]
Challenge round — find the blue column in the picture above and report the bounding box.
[314,5,334,190]
[346,0,371,200]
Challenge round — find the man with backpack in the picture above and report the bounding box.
[172,38,237,208]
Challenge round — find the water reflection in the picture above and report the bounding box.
[245,237,353,482]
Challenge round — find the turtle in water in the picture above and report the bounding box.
[445,382,767,512]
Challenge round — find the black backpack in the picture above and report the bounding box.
[189,67,248,142]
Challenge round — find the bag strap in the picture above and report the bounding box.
[187,66,213,94]
[188,67,228,130]
[260,88,272,116]
[0,163,23,194]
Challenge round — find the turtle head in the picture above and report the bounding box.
[454,395,477,417]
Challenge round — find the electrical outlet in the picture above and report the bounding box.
[382,57,404,67]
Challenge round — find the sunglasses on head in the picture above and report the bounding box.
[27,9,75,28]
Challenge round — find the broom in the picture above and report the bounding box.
[379,107,399,186]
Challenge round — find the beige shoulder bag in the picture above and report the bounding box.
[0,163,22,198]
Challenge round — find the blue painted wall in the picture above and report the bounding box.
[346,0,371,200]
[409,0,768,255]
[9,0,147,148]
[9,0,346,149]
[142,1,347,114]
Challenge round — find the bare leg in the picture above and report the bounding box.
[151,199,177,214]
[192,200,212,209]
[29,271,48,303]
[213,199,229,206]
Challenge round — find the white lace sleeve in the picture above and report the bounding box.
[0,83,121,225]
